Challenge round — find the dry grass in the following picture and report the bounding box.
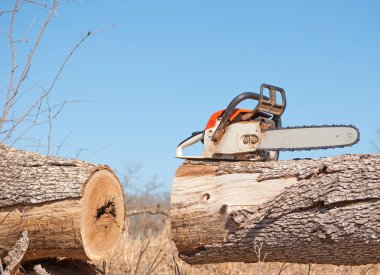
[99,217,380,275]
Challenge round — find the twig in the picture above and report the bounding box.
[5,26,93,145]
[44,31,93,102]
[126,204,169,217]
[277,262,292,275]
[0,0,58,132]
[0,0,106,152]
[8,98,78,146]
[146,246,163,275]
[75,147,88,159]
[0,0,19,132]
[55,132,72,155]
[253,240,264,275]
[88,143,115,160]
[164,220,181,275]
[46,96,52,155]
[133,236,152,275]
[362,264,376,275]
[4,91,49,143]
[24,98,89,119]
[0,211,12,227]
[370,140,380,153]
[307,263,313,275]
[23,0,48,7]
[0,10,14,16]
[146,247,165,275]
[2,230,29,275]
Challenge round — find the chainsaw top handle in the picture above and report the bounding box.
[258,83,286,120]
[212,83,286,142]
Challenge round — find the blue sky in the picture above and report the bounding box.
[1,1,379,191]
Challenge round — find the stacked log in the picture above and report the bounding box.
[171,154,380,265]
[0,144,125,263]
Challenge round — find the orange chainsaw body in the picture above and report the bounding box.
[205,109,251,130]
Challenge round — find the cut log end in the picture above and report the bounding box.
[0,145,126,262]
[81,169,125,261]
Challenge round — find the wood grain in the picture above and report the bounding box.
[0,144,125,261]
[171,154,380,265]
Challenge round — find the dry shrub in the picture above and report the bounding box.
[125,191,170,237]
[121,165,170,237]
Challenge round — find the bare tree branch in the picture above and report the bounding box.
[9,98,70,147]
[23,0,48,8]
[126,204,169,217]
[44,30,93,102]
[3,91,49,143]
[55,132,71,155]
[1,9,96,148]
[0,10,14,16]
[0,0,58,133]
[133,235,153,275]
[1,0,20,132]
[46,96,52,155]
[0,1,109,156]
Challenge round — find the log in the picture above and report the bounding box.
[0,144,125,262]
[170,154,380,265]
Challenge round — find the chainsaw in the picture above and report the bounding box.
[176,83,359,161]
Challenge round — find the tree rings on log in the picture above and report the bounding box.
[0,144,125,262]
[81,169,125,261]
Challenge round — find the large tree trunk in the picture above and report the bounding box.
[170,154,380,265]
[0,144,125,262]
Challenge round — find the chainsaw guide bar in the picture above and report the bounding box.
[176,84,360,161]
[261,124,360,152]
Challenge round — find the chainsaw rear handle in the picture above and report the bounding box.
[212,84,286,142]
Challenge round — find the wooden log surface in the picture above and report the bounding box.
[170,154,380,265]
[0,144,125,262]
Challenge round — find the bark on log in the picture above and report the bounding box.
[170,154,380,265]
[0,144,125,262]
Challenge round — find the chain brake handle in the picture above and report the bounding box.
[212,83,286,142]
[256,83,286,121]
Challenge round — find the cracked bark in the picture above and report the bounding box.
[170,154,380,265]
[0,144,125,262]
